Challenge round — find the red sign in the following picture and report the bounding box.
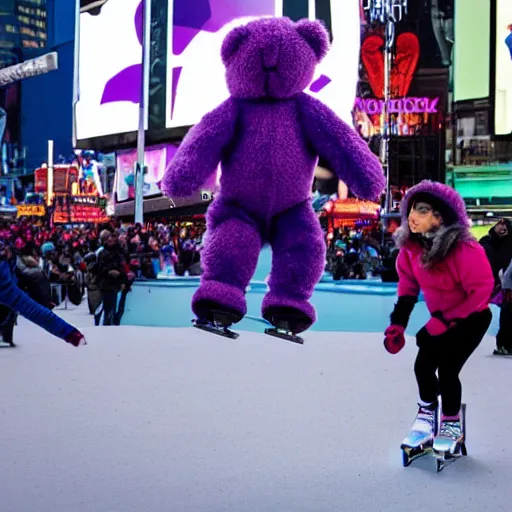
[53,205,109,224]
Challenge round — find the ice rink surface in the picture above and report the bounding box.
[1,304,511,512]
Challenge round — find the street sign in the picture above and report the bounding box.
[0,52,59,88]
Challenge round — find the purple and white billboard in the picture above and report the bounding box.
[75,0,361,140]
[166,0,361,128]
[75,0,145,141]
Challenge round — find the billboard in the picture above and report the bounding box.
[353,2,450,139]
[75,0,145,140]
[165,0,361,129]
[453,0,490,102]
[494,0,512,135]
[75,0,362,141]
[115,143,176,202]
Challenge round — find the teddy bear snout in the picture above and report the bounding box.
[262,41,280,70]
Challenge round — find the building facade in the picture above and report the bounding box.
[0,0,75,174]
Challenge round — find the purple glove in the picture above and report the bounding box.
[384,325,405,354]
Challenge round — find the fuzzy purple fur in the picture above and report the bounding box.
[163,17,385,329]
[222,17,329,100]
[400,180,470,228]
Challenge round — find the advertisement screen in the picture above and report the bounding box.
[165,0,361,128]
[115,142,220,205]
[115,143,177,202]
[453,0,490,102]
[353,2,450,139]
[75,0,146,141]
[494,0,512,135]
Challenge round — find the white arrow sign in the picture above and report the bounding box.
[0,52,58,88]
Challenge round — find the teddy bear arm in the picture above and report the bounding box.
[162,98,238,197]
[296,93,385,201]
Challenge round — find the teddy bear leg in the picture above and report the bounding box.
[192,210,262,325]
[262,201,326,334]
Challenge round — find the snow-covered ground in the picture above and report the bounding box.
[1,303,511,512]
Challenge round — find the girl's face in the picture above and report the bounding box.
[408,202,442,234]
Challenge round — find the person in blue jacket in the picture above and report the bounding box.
[0,240,86,347]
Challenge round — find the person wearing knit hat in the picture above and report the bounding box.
[382,180,494,464]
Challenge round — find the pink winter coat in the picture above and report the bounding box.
[397,239,494,335]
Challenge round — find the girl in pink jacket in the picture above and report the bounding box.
[383,180,493,456]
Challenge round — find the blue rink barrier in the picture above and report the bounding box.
[120,278,499,336]
[120,246,500,336]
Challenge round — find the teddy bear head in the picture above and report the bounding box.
[221,17,330,100]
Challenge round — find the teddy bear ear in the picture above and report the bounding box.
[221,25,249,65]
[295,19,329,62]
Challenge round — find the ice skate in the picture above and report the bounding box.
[493,346,512,357]
[433,404,467,472]
[193,309,240,340]
[263,307,307,344]
[0,331,15,348]
[265,319,303,344]
[401,402,438,467]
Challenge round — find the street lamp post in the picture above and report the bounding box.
[134,0,151,225]
[362,0,408,216]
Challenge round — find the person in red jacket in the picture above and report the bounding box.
[383,180,493,456]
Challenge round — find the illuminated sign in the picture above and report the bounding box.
[354,97,439,115]
[53,205,110,224]
[331,199,380,217]
[71,195,100,206]
[17,205,46,217]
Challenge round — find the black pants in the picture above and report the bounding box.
[0,306,16,346]
[414,309,492,416]
[496,290,512,350]
[113,288,129,326]
[102,290,118,326]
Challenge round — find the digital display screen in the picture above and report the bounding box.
[115,143,176,202]
[165,0,361,129]
[494,0,512,135]
[75,0,361,139]
[453,0,490,102]
[115,143,219,204]
[75,0,145,140]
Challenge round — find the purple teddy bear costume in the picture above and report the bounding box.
[163,17,385,333]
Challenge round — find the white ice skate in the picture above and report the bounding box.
[433,404,467,473]
[401,403,438,467]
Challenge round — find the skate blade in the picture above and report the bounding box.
[193,320,239,340]
[264,328,304,344]
[493,350,512,357]
[435,454,459,473]
[401,446,431,467]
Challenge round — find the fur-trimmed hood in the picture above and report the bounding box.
[400,180,470,228]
